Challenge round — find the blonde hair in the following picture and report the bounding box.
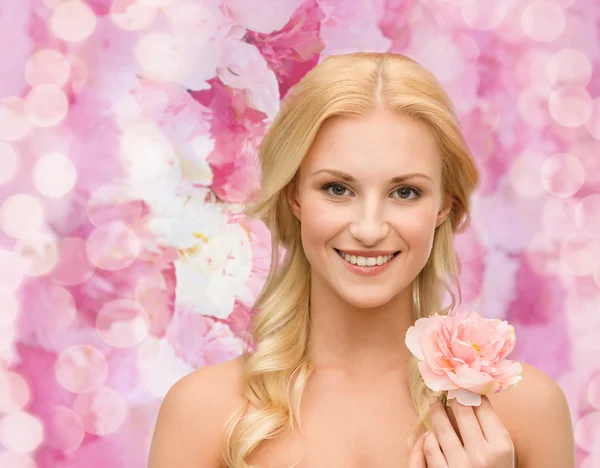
[221,52,480,467]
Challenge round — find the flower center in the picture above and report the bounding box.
[193,231,209,243]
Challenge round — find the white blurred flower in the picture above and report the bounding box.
[218,38,280,120]
[121,121,177,181]
[136,32,222,91]
[177,135,214,187]
[163,0,219,45]
[148,197,227,250]
[138,336,194,397]
[123,122,215,221]
[129,162,184,219]
[174,223,252,318]
[224,0,305,34]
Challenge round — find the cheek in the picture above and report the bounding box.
[298,202,331,251]
[393,209,438,242]
[298,195,342,237]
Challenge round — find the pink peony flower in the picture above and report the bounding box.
[405,310,523,406]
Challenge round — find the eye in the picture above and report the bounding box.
[321,183,351,197]
[393,186,421,200]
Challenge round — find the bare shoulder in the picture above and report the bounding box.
[487,362,575,468]
[148,355,247,468]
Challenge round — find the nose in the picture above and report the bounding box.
[348,199,390,246]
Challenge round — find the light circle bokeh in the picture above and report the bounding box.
[14,233,59,277]
[47,406,85,454]
[96,299,150,348]
[574,411,600,453]
[0,411,44,453]
[560,234,600,277]
[0,453,36,468]
[72,386,128,436]
[35,284,77,333]
[508,152,546,198]
[460,0,508,30]
[546,48,592,88]
[32,152,77,198]
[588,374,600,411]
[585,98,600,140]
[521,0,566,43]
[51,0,97,43]
[0,370,30,413]
[25,49,71,88]
[0,98,33,142]
[575,194,600,238]
[540,153,585,198]
[0,250,24,294]
[24,85,69,128]
[548,87,593,128]
[0,194,44,240]
[110,0,158,31]
[86,221,141,271]
[0,141,19,185]
[55,345,108,394]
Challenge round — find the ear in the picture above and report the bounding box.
[286,181,301,221]
[435,196,452,228]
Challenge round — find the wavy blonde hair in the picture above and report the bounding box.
[221,52,480,467]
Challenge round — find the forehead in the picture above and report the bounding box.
[301,110,442,180]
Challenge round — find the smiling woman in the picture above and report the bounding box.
[148,52,575,468]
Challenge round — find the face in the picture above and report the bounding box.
[286,109,452,309]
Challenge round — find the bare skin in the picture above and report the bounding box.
[148,342,573,467]
[148,110,575,467]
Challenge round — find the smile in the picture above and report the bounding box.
[334,249,401,276]
[335,249,400,266]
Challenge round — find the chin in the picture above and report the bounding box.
[337,288,400,310]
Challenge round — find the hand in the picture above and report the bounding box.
[408,395,515,468]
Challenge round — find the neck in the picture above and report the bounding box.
[306,277,415,380]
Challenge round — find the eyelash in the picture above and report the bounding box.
[320,183,422,200]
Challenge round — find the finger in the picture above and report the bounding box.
[446,398,486,450]
[444,404,462,444]
[407,433,427,468]
[430,399,463,463]
[473,395,512,443]
[422,431,448,468]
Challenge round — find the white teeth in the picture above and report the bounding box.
[337,250,397,266]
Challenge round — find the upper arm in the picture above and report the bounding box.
[148,365,233,468]
[491,363,576,468]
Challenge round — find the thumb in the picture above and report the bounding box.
[407,432,428,468]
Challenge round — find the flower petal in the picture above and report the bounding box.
[405,317,431,360]
[419,360,457,391]
[448,388,482,406]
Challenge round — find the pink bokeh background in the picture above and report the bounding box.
[0,0,599,466]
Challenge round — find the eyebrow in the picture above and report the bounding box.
[311,169,432,184]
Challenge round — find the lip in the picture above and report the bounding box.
[336,249,400,257]
[334,248,401,276]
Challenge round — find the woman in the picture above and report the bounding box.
[148,52,575,468]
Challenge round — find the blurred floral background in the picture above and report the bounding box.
[0,0,599,466]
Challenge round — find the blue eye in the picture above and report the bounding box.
[320,183,421,200]
[393,186,421,200]
[322,183,350,197]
